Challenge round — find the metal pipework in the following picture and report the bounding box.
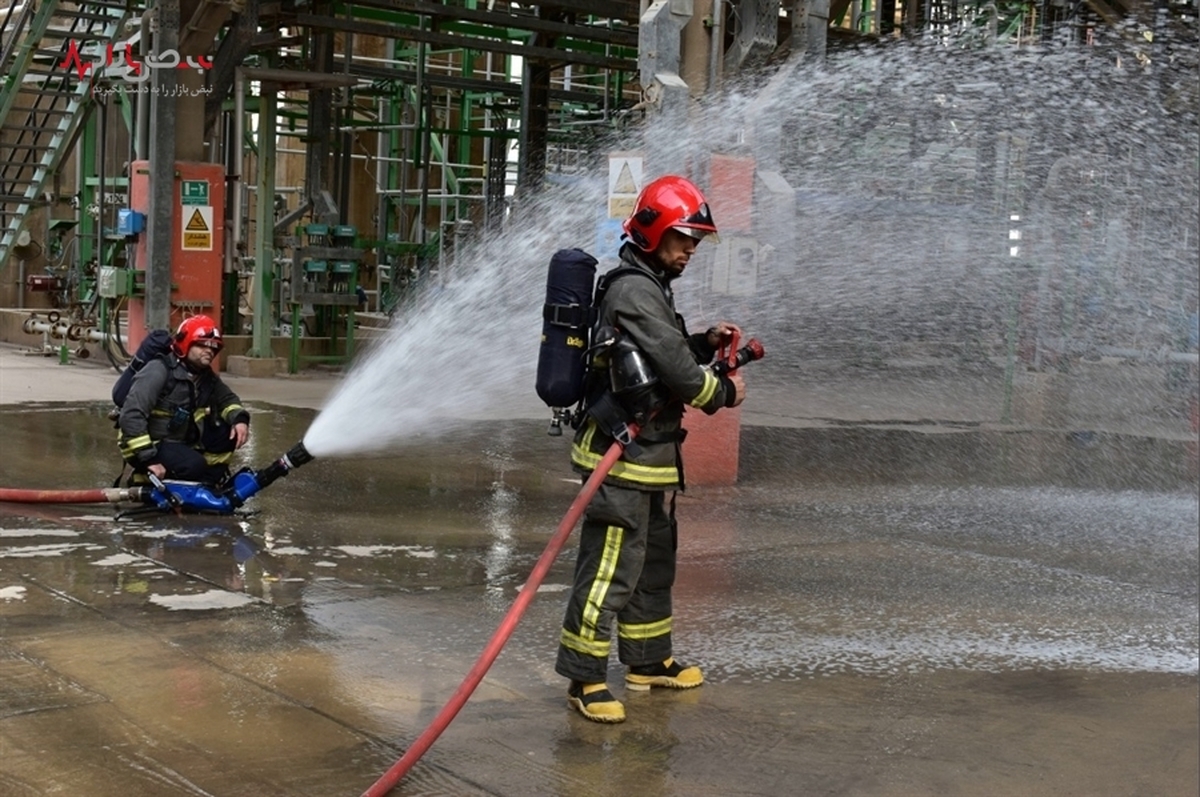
[23,317,124,345]
[231,68,245,258]
[66,324,124,345]
[22,316,70,339]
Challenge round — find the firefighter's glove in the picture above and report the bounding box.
[721,376,739,407]
[721,373,746,408]
[132,446,159,466]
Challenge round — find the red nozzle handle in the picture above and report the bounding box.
[714,332,764,376]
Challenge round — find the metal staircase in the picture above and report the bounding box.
[0,0,135,273]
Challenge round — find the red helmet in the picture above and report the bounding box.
[174,314,223,355]
[622,175,718,253]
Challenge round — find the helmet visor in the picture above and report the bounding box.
[190,326,223,352]
[674,226,716,242]
[672,202,718,242]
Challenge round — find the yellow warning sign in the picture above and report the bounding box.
[186,209,208,231]
[607,152,642,219]
[608,196,636,219]
[613,162,638,195]
[181,205,213,251]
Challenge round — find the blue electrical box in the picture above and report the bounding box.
[117,208,146,236]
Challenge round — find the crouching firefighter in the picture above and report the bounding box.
[554,175,747,723]
[116,315,251,487]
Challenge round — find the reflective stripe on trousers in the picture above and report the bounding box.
[555,482,678,684]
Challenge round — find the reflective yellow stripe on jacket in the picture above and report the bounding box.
[688,369,719,408]
[570,422,680,486]
[119,433,153,459]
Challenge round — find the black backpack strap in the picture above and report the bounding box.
[586,392,643,459]
[111,459,132,488]
[592,264,666,312]
[542,303,593,328]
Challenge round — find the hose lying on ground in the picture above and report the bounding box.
[360,434,631,797]
[0,487,141,504]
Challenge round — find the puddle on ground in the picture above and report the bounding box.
[0,404,1196,796]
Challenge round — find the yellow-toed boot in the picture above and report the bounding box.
[624,657,704,691]
[567,681,626,723]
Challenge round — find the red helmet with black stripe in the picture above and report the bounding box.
[622,175,718,253]
[174,314,223,355]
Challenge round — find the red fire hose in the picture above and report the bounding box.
[360,433,631,797]
[0,487,140,504]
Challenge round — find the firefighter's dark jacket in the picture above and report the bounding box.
[117,354,250,466]
[571,244,736,490]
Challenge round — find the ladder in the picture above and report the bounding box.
[0,0,135,272]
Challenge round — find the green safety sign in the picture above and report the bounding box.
[181,180,209,205]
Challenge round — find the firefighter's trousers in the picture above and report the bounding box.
[555,481,678,684]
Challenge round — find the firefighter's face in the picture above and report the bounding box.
[185,341,219,369]
[654,227,698,277]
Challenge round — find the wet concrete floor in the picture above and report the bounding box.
[1,392,1198,796]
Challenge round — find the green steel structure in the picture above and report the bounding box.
[0,0,1190,368]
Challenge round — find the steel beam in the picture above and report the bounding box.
[791,0,831,60]
[145,0,180,332]
[639,0,692,144]
[203,3,259,136]
[725,0,780,71]
[248,86,276,358]
[340,59,618,106]
[293,13,637,72]
[346,0,640,42]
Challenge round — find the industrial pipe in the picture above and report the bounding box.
[708,0,724,91]
[23,317,123,360]
[232,68,245,256]
[22,316,70,339]
[1092,346,1200,366]
[134,14,152,159]
[67,324,124,345]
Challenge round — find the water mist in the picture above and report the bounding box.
[301,183,608,458]
[303,34,1198,459]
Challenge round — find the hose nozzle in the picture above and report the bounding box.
[280,441,315,470]
[713,338,765,376]
[243,440,316,497]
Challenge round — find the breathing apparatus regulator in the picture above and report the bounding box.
[598,325,666,427]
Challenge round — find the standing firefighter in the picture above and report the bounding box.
[117,315,250,486]
[556,175,747,723]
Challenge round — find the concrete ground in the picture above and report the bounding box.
[0,343,1197,797]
